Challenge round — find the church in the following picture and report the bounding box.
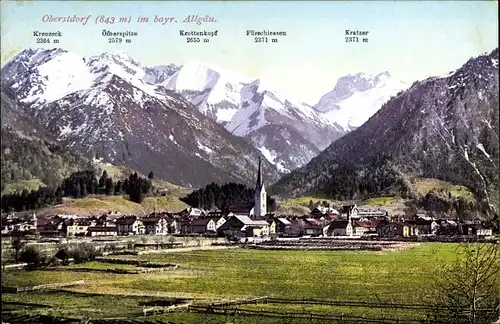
[251,157,267,218]
[227,157,267,219]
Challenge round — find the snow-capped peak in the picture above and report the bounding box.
[167,60,220,92]
[315,72,409,130]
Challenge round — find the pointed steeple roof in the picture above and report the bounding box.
[256,157,263,189]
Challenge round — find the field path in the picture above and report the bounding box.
[136,244,239,255]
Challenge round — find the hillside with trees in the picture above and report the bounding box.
[1,126,95,194]
[180,182,277,212]
[1,170,154,213]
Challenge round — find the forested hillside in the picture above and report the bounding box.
[1,126,95,194]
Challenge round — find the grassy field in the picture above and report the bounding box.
[98,162,192,195]
[26,195,189,217]
[280,196,340,208]
[2,243,460,322]
[411,178,474,199]
[1,179,46,195]
[278,196,347,215]
[363,196,403,206]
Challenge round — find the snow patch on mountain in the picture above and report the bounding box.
[197,141,213,154]
[476,143,491,160]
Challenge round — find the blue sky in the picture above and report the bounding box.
[1,0,498,103]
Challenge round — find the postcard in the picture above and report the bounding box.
[1,1,498,323]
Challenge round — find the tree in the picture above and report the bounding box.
[128,184,144,203]
[20,245,42,269]
[55,248,70,265]
[11,236,25,263]
[114,180,122,195]
[308,200,315,210]
[105,177,114,195]
[148,171,154,179]
[429,242,500,324]
[99,170,109,188]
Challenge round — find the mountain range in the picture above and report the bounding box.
[271,48,499,214]
[161,62,408,171]
[1,47,406,188]
[1,49,280,188]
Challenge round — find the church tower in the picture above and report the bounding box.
[254,157,267,217]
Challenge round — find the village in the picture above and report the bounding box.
[1,159,495,241]
[0,202,494,241]
[1,161,498,324]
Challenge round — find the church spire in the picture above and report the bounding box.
[256,157,263,189]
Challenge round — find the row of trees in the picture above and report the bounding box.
[180,182,277,212]
[10,237,102,269]
[307,200,333,210]
[1,170,154,212]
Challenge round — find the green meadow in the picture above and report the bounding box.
[2,243,459,322]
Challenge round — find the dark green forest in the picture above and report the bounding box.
[1,170,153,212]
[1,126,94,191]
[180,182,277,212]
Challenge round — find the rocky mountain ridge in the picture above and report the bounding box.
[271,48,499,216]
[160,61,407,171]
[1,48,281,188]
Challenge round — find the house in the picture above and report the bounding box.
[340,204,359,218]
[265,216,288,235]
[116,216,145,235]
[228,203,255,217]
[287,218,306,237]
[217,215,269,238]
[208,216,226,229]
[353,219,387,236]
[406,217,439,235]
[462,223,494,236]
[206,210,224,218]
[353,221,373,236]
[377,222,418,238]
[357,208,389,219]
[323,220,353,237]
[87,226,117,237]
[275,218,292,235]
[190,217,217,234]
[142,215,169,235]
[64,218,90,236]
[36,216,66,236]
[310,206,339,218]
[168,217,181,234]
[178,219,192,234]
[179,208,205,218]
[2,220,36,235]
[303,218,325,236]
[435,220,460,235]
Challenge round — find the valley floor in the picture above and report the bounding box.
[1,243,459,323]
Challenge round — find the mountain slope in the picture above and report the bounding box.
[1,48,282,188]
[1,95,95,194]
[271,49,499,214]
